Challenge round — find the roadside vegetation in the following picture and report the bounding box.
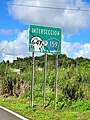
[0,54,90,120]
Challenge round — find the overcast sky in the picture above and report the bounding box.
[0,0,90,62]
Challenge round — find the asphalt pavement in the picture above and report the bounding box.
[0,106,28,120]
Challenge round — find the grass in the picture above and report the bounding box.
[70,100,90,112]
[0,97,90,120]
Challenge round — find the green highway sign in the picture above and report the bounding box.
[29,25,62,54]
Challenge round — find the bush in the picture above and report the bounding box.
[70,100,90,112]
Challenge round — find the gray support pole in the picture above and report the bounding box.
[43,53,47,107]
[55,54,58,109]
[31,52,34,107]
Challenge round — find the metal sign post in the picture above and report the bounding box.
[31,52,34,107]
[29,25,62,109]
[43,53,47,107]
[55,54,58,109]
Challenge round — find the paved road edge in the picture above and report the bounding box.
[0,106,29,120]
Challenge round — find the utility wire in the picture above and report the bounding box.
[7,3,90,12]
[22,0,90,5]
[0,2,90,12]
[0,48,4,53]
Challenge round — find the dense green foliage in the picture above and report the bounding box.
[0,54,90,102]
[0,54,90,119]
